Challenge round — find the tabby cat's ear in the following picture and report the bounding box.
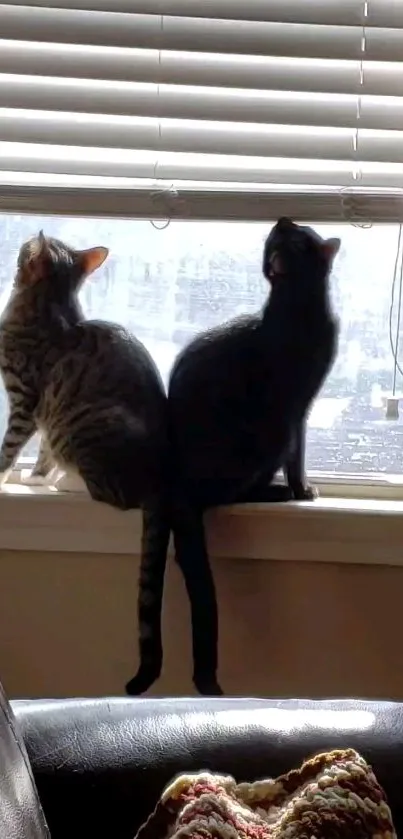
[77,246,109,277]
[18,230,51,286]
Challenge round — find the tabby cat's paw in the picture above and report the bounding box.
[0,469,11,488]
[22,470,48,486]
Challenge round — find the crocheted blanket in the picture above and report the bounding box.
[135,748,396,839]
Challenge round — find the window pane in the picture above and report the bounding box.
[0,214,399,477]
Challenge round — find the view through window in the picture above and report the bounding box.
[0,214,401,478]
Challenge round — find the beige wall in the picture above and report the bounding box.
[0,549,402,700]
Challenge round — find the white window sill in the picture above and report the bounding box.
[1,483,403,565]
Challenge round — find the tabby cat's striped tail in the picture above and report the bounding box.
[125,502,170,696]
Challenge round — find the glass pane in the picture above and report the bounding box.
[0,214,399,477]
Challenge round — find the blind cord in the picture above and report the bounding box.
[389,225,403,397]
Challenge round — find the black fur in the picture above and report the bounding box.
[127,218,340,696]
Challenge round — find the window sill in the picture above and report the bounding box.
[1,484,403,565]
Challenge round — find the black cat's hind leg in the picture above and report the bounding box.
[173,497,223,696]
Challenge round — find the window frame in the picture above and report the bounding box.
[0,205,402,501]
[0,480,402,563]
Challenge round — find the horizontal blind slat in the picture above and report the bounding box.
[0,41,160,84]
[0,110,160,149]
[0,0,366,27]
[363,63,403,97]
[0,77,360,128]
[5,0,403,31]
[164,124,403,163]
[0,6,161,50]
[0,7,363,60]
[6,78,403,135]
[0,142,156,178]
[162,123,356,160]
[6,0,403,31]
[366,29,403,62]
[0,110,359,159]
[358,130,403,163]
[162,54,361,94]
[0,43,363,96]
[0,143,358,184]
[361,97,403,131]
[2,142,403,189]
[2,112,403,164]
[367,0,403,29]
[3,43,403,101]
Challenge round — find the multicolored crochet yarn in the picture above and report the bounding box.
[135,749,396,839]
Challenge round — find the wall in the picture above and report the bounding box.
[0,547,402,700]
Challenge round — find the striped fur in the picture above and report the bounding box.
[0,232,170,693]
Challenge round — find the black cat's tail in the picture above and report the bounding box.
[125,501,171,696]
[172,496,223,697]
[167,482,292,698]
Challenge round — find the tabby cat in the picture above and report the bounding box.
[126,217,340,697]
[0,233,170,694]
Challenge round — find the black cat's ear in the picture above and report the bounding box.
[322,237,341,263]
[17,230,51,286]
[276,217,295,231]
[77,246,109,277]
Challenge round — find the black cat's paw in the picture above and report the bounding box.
[125,665,161,696]
[193,675,224,696]
[293,483,318,501]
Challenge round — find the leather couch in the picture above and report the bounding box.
[3,688,403,839]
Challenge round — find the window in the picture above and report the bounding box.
[1,213,403,483]
[1,1,403,493]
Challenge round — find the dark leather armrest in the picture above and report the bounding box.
[0,685,49,838]
[12,697,403,839]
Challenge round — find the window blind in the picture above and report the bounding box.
[0,0,403,221]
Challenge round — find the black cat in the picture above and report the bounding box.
[126,217,340,697]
